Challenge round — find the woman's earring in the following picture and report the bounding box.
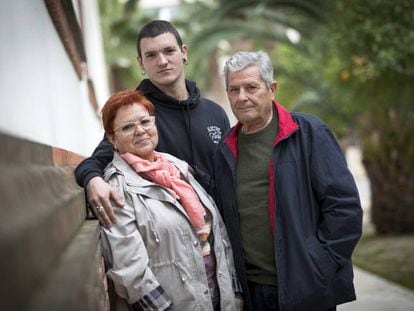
[183,58,188,65]
[141,69,146,76]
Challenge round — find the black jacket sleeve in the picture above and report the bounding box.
[74,136,114,188]
[192,165,216,197]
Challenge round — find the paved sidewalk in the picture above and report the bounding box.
[338,267,414,311]
[342,147,414,310]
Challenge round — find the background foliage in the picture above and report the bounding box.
[99,0,414,234]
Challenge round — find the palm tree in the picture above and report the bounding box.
[99,0,150,92]
[177,0,414,234]
[178,0,328,92]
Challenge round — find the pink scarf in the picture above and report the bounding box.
[121,152,206,229]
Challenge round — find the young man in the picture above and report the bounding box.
[214,51,363,311]
[75,20,230,227]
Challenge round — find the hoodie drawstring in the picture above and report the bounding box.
[181,102,196,169]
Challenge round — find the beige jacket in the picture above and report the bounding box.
[101,152,239,310]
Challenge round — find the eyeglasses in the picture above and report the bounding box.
[113,116,156,135]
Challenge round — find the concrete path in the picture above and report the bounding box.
[340,147,414,311]
[338,267,414,311]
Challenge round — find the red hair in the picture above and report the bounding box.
[101,90,154,135]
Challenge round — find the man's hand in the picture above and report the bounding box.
[86,176,124,228]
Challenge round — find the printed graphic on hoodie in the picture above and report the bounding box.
[207,126,223,144]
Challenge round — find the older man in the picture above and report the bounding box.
[213,51,363,311]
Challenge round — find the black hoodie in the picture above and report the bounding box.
[75,79,230,190]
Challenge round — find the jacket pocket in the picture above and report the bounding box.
[150,260,195,308]
[305,236,337,286]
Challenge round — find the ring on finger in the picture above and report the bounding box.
[96,206,104,213]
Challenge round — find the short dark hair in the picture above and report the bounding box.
[136,20,183,57]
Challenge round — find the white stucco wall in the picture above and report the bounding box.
[81,0,110,109]
[0,0,108,156]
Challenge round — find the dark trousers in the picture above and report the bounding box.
[248,281,337,311]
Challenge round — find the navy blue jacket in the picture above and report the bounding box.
[213,101,363,311]
[75,79,230,189]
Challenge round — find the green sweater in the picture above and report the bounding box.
[236,110,278,286]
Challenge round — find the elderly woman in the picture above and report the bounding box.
[99,90,241,311]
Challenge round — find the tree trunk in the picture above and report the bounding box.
[360,107,414,234]
[109,64,127,93]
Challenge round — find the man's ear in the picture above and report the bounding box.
[271,81,278,93]
[181,44,188,59]
[137,56,143,69]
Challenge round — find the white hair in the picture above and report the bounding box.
[223,51,274,88]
